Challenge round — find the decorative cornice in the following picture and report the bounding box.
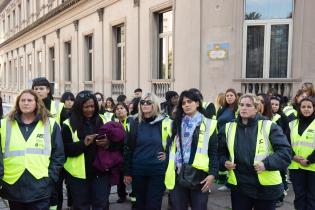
[0,0,82,48]
[133,0,140,7]
[97,7,104,22]
[56,28,60,38]
[73,20,79,31]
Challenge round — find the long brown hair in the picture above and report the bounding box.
[7,89,51,122]
[223,88,239,113]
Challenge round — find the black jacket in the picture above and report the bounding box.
[218,114,291,200]
[0,115,65,202]
[62,115,104,178]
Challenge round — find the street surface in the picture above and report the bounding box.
[0,184,295,210]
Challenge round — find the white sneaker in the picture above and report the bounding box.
[218,185,229,192]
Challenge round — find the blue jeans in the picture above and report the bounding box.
[133,175,165,210]
[67,173,111,210]
[170,181,208,210]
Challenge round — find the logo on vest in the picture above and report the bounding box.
[35,134,45,148]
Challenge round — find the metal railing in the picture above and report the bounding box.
[111,80,125,96]
[151,79,172,98]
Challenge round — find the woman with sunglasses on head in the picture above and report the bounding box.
[124,93,172,210]
[164,90,218,210]
[62,91,111,210]
[0,89,64,209]
[218,93,291,210]
[288,97,315,210]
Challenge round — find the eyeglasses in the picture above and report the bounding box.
[96,97,103,102]
[78,91,92,99]
[140,100,153,106]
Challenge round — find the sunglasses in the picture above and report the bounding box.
[78,91,92,99]
[96,97,103,102]
[140,100,153,106]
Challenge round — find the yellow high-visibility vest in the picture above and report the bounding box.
[165,117,217,190]
[50,100,64,125]
[283,105,297,118]
[63,115,106,179]
[1,118,54,184]
[272,113,281,123]
[289,119,315,171]
[225,120,282,186]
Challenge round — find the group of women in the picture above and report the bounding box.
[0,76,314,210]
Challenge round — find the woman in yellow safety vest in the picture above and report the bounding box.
[0,89,65,209]
[288,97,315,210]
[124,93,171,210]
[218,93,291,210]
[165,90,218,210]
[113,102,136,209]
[62,90,110,210]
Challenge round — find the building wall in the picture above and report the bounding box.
[0,0,314,104]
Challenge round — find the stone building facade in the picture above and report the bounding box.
[0,0,314,103]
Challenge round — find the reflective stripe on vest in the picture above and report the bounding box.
[50,100,64,125]
[289,119,315,171]
[225,120,282,186]
[63,115,106,179]
[162,117,173,150]
[283,105,297,117]
[165,117,217,190]
[272,113,281,123]
[1,118,53,184]
[104,112,114,123]
[63,119,86,179]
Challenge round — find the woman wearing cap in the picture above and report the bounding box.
[165,90,218,210]
[32,77,64,125]
[0,89,64,209]
[219,93,291,210]
[288,97,315,210]
[124,93,172,210]
[62,91,110,210]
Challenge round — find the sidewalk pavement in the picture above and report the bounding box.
[0,184,295,210]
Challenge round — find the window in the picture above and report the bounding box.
[3,62,6,86]
[85,35,93,81]
[36,0,41,15]
[9,60,12,86]
[49,47,55,81]
[26,0,30,20]
[113,24,125,80]
[64,41,71,81]
[20,57,24,88]
[27,54,32,83]
[156,10,173,80]
[7,15,10,31]
[244,0,293,78]
[12,10,16,29]
[2,19,5,34]
[37,51,42,76]
[18,5,21,26]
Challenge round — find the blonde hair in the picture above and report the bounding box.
[7,89,51,123]
[215,92,225,111]
[239,93,260,110]
[138,92,160,122]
